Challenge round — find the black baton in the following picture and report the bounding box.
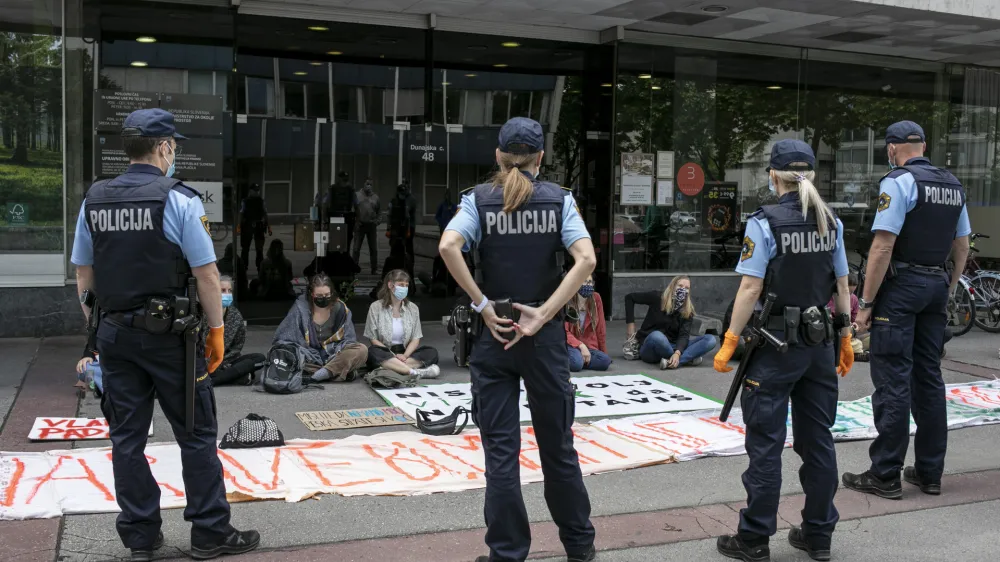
[719,293,788,422]
[184,277,200,434]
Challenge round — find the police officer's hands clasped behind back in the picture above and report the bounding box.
[713,140,854,562]
[842,121,972,501]
[70,108,259,561]
[439,117,598,562]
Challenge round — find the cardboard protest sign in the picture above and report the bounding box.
[376,374,719,425]
[28,418,152,441]
[296,407,413,431]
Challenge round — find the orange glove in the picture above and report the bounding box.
[837,334,854,377]
[206,325,225,374]
[714,331,741,373]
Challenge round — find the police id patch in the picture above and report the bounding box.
[741,236,755,262]
[877,192,891,212]
[200,215,211,235]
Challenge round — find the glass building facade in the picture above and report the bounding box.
[3,0,1000,335]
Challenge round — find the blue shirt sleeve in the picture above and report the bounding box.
[70,200,93,266]
[164,189,217,268]
[956,205,972,238]
[735,216,774,278]
[561,194,591,249]
[871,173,917,235]
[833,218,849,278]
[444,192,480,252]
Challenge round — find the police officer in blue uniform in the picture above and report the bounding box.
[439,117,597,562]
[71,109,259,562]
[843,121,971,499]
[714,140,855,562]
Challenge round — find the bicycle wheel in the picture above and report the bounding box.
[971,273,1000,333]
[948,287,976,337]
[210,222,230,242]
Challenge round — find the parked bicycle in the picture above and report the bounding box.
[210,221,230,242]
[963,233,1000,333]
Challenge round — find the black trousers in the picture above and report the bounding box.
[211,353,266,386]
[469,320,595,561]
[240,224,265,272]
[352,222,379,273]
[366,343,439,371]
[95,320,232,549]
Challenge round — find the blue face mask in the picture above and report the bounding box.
[578,284,595,298]
[163,143,176,178]
[221,294,233,308]
[887,147,896,170]
[393,285,409,301]
[768,175,776,193]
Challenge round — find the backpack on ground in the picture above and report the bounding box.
[364,368,419,389]
[259,343,309,394]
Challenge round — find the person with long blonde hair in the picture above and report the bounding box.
[624,276,718,369]
[712,139,854,562]
[439,117,597,562]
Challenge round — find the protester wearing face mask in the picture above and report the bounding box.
[363,269,440,378]
[353,178,381,274]
[272,273,368,382]
[199,276,265,385]
[565,276,611,372]
[624,276,718,369]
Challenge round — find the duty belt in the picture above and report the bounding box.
[893,260,944,272]
[765,305,833,347]
[106,310,151,331]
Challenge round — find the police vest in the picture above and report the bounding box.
[474,180,564,303]
[886,160,965,266]
[757,195,836,311]
[243,196,266,224]
[85,174,192,313]
[328,185,354,214]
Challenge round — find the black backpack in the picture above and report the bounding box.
[259,343,308,394]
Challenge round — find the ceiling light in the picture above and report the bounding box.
[493,63,508,68]
[376,38,398,45]
[639,73,652,79]
[468,45,488,51]
[441,82,451,86]
[326,50,343,55]
[651,85,662,90]
[465,73,477,77]
[309,61,323,66]
[380,54,386,59]
[766,85,782,90]
[601,83,613,87]
[294,71,307,76]
[130,61,148,67]
[136,36,156,43]
[308,26,329,31]
[501,41,520,48]
[702,5,729,13]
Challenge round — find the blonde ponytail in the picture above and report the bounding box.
[773,168,835,237]
[492,151,539,213]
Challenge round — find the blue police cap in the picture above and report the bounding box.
[767,139,815,172]
[498,117,544,155]
[885,120,925,145]
[121,108,187,140]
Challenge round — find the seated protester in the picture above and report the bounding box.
[253,239,295,300]
[827,272,866,359]
[370,237,411,300]
[565,275,612,372]
[364,269,440,378]
[273,273,368,382]
[200,275,265,386]
[625,276,718,369]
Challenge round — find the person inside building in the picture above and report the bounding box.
[387,179,417,279]
[252,239,294,300]
[238,184,269,274]
[439,116,597,562]
[624,276,718,369]
[273,273,368,382]
[363,269,441,379]
[201,276,264,386]
[353,176,381,275]
[217,242,247,299]
[435,191,457,235]
[565,275,611,372]
[326,171,356,253]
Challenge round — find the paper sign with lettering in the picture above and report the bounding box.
[1,382,997,521]
[28,418,152,441]
[296,408,413,431]
[376,375,720,425]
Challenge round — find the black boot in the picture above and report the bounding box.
[842,470,902,499]
[568,545,597,562]
[788,526,831,561]
[130,531,164,562]
[903,466,941,495]
[717,535,770,562]
[190,529,260,560]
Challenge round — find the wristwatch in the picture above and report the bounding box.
[858,297,874,310]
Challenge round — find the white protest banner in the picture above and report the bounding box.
[375,375,720,424]
[28,418,152,441]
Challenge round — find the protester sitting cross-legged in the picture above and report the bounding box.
[364,269,440,379]
[273,273,368,382]
[200,275,265,386]
[565,275,612,372]
[625,276,718,369]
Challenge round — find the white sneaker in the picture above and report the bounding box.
[690,357,704,367]
[659,358,669,370]
[416,364,441,379]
